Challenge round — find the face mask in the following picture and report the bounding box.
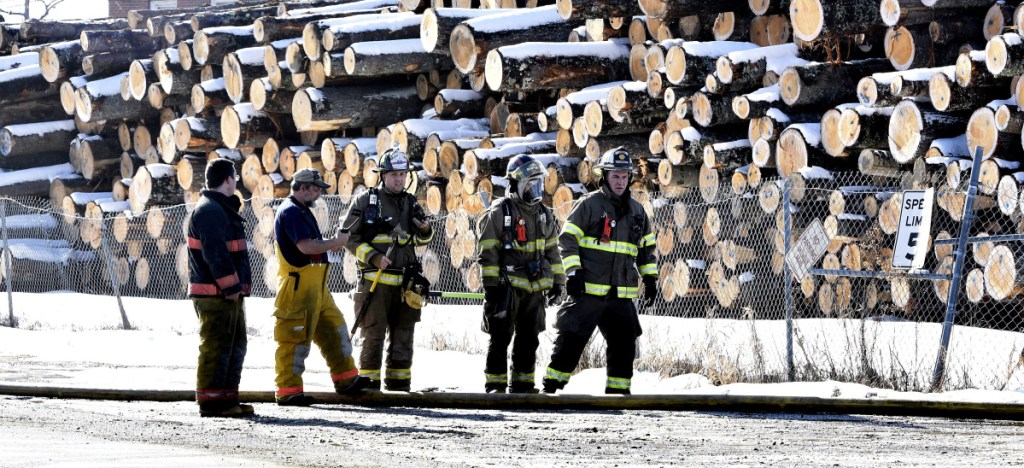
[519,177,544,205]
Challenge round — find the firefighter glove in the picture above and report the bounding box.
[642,275,658,309]
[566,274,583,298]
[546,283,563,306]
[484,285,503,305]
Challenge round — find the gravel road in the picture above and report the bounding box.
[1,395,1022,467]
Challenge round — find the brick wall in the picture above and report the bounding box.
[108,0,235,18]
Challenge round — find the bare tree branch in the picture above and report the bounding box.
[36,0,68,20]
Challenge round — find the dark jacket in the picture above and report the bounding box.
[476,195,565,293]
[342,187,432,286]
[187,190,252,298]
[559,186,657,299]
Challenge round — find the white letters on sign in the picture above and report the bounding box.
[892,189,934,269]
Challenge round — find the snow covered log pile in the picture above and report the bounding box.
[0,0,1020,324]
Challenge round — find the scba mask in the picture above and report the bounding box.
[519,176,544,205]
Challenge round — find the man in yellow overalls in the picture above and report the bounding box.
[273,168,370,406]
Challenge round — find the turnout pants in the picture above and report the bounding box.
[353,279,419,390]
[273,259,359,399]
[482,288,546,390]
[544,294,642,393]
[194,297,247,411]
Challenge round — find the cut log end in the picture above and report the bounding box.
[966,107,998,160]
[857,77,878,106]
[821,109,846,157]
[291,90,313,132]
[778,67,800,106]
[789,0,824,42]
[928,72,954,112]
[888,100,923,164]
[484,50,503,92]
[986,36,1009,76]
[450,25,476,74]
[885,26,918,71]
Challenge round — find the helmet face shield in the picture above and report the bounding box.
[519,176,544,204]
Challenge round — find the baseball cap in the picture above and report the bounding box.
[293,168,330,188]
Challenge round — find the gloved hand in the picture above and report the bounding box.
[642,275,658,309]
[546,283,563,306]
[484,285,503,304]
[566,274,583,298]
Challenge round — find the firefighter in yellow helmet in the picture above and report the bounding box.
[272,168,370,407]
[475,154,565,393]
[542,147,658,395]
[341,148,433,391]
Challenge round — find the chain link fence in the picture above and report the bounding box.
[2,169,1023,391]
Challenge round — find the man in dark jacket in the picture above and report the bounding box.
[475,155,564,393]
[342,148,433,392]
[187,158,254,418]
[542,147,658,395]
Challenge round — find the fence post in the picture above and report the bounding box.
[99,217,131,330]
[931,147,984,390]
[783,178,794,381]
[1,199,13,328]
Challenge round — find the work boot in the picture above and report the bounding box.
[277,393,316,407]
[366,380,382,391]
[385,381,411,392]
[336,376,372,395]
[604,387,631,395]
[509,383,539,394]
[485,383,506,394]
[542,379,561,394]
[201,404,255,418]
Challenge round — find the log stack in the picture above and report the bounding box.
[0,0,1018,330]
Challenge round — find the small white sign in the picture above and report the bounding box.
[892,189,934,269]
[786,218,829,281]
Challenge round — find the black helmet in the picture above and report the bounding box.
[506,154,545,204]
[373,147,411,173]
[593,146,634,181]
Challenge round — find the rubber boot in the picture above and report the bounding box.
[277,393,316,407]
[509,382,539,394]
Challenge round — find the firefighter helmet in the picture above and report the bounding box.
[593,146,634,181]
[373,147,411,173]
[506,154,545,205]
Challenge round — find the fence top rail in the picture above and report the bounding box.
[807,268,952,281]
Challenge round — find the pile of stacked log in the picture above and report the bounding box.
[0,0,1019,329]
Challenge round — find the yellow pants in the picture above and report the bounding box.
[273,260,359,399]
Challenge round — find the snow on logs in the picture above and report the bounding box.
[484,40,631,93]
[291,85,421,132]
[449,5,582,75]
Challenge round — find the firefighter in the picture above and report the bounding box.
[272,168,370,407]
[475,155,565,393]
[542,147,659,395]
[187,158,254,417]
[341,148,433,391]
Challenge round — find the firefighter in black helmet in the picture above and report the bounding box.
[542,146,658,395]
[341,147,433,391]
[475,154,565,393]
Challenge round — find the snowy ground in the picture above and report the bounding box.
[3,292,1024,467]
[1,291,1023,403]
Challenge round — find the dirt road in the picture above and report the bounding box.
[1,395,1021,467]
